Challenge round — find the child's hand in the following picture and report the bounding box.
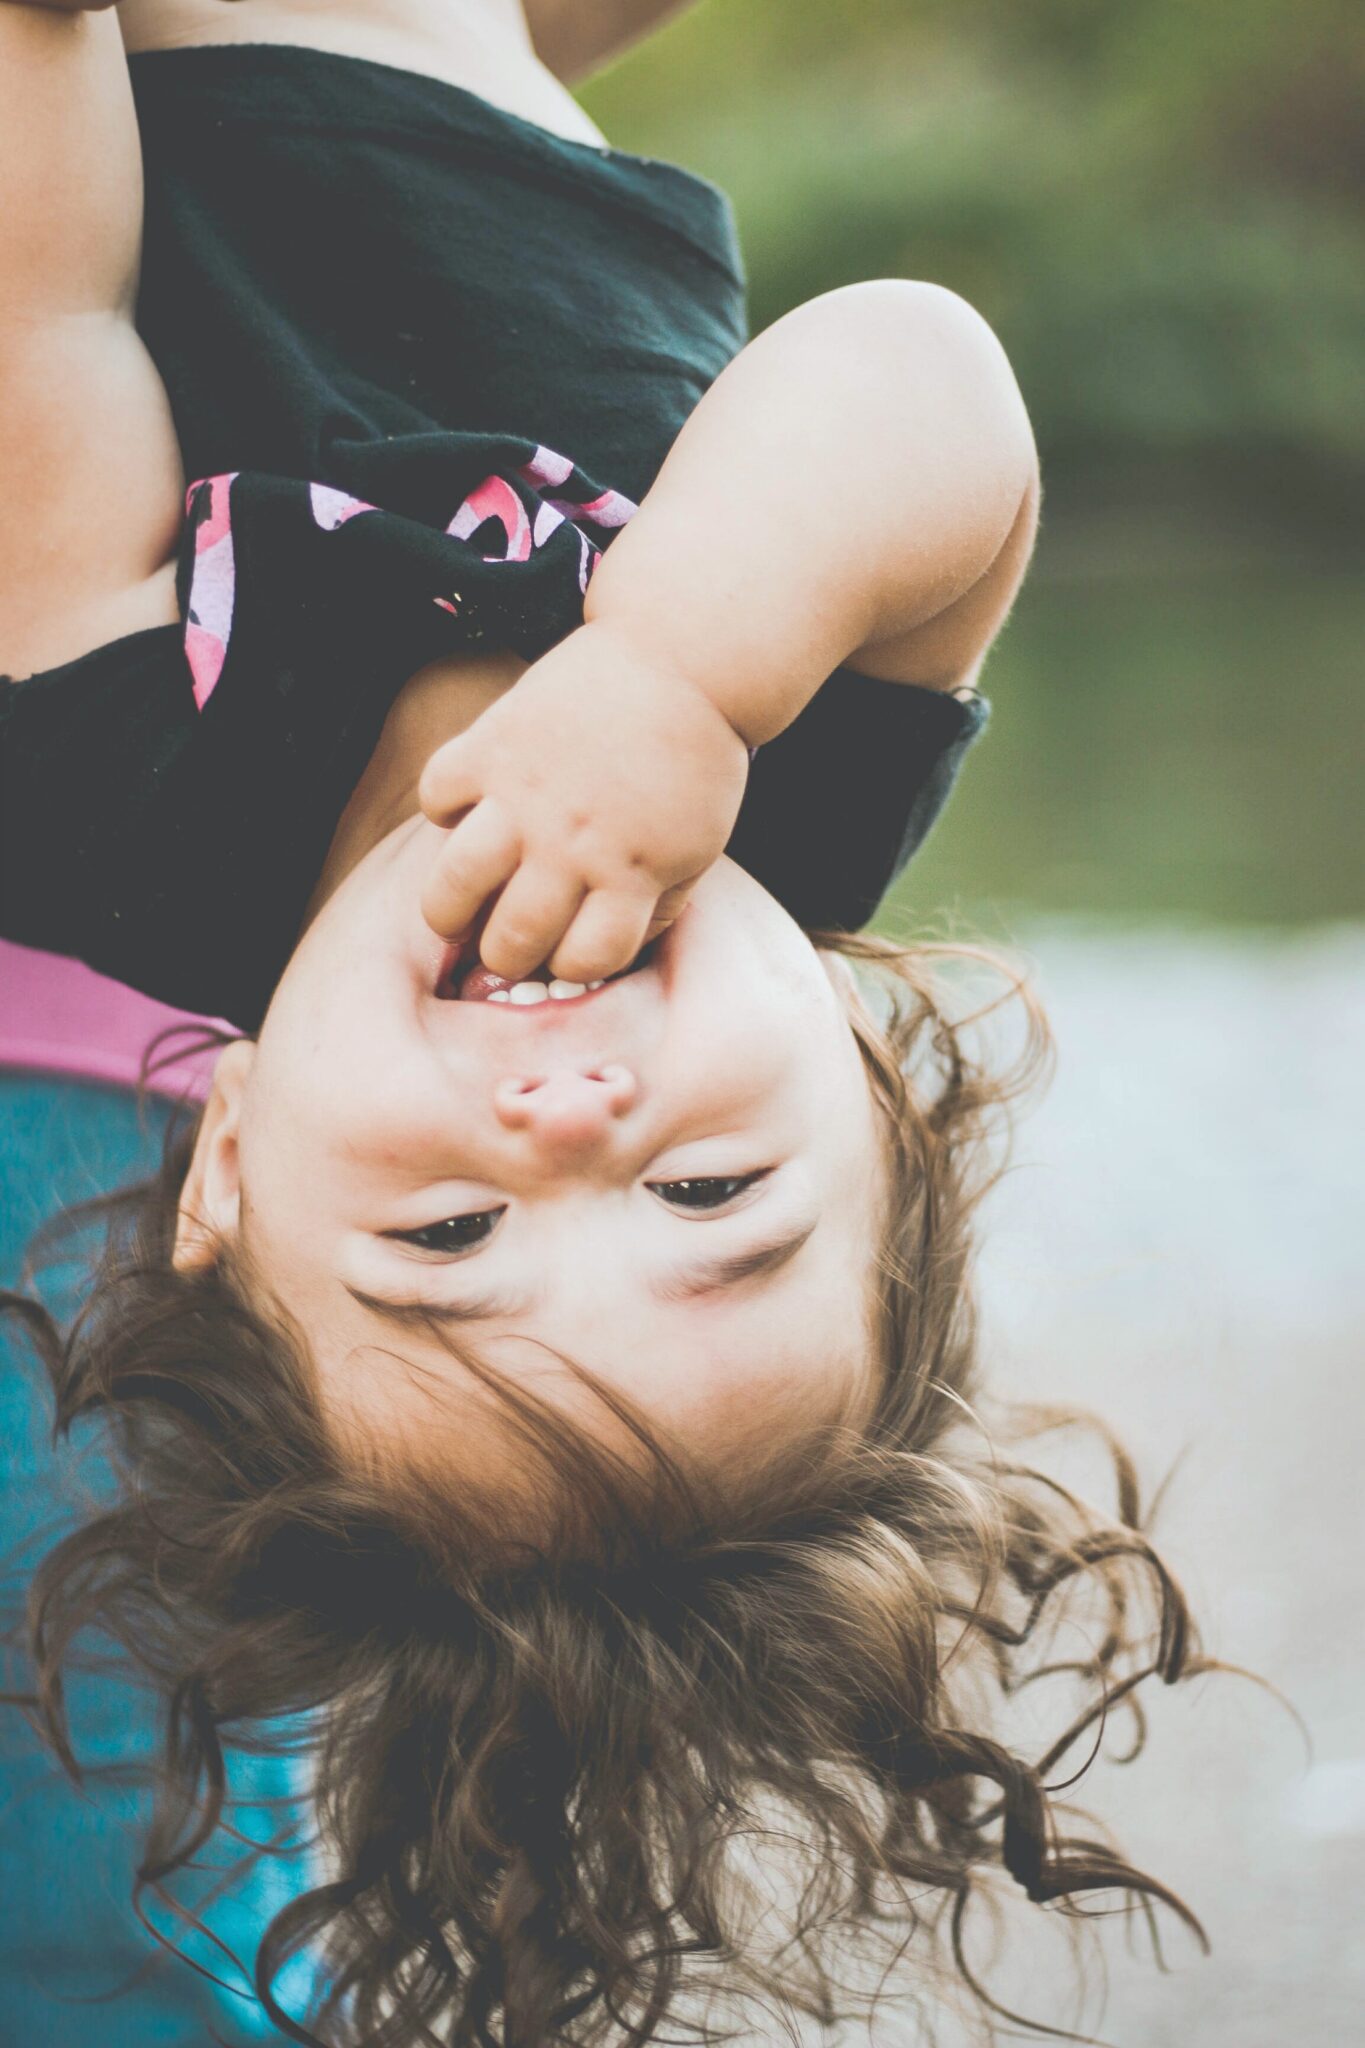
[418,623,750,986]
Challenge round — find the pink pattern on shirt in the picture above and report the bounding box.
[446,475,533,562]
[445,460,607,589]
[181,448,638,711]
[309,483,379,532]
[517,445,576,491]
[546,486,637,531]
[183,474,239,711]
[531,501,566,548]
[578,535,602,594]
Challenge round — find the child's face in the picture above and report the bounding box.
[181,821,887,1477]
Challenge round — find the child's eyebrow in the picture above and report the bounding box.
[649,1217,819,1304]
[343,1283,536,1328]
[342,1219,819,1327]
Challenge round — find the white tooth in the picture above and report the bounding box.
[508,982,549,1005]
[487,988,511,1003]
[586,980,605,990]
[548,980,586,1000]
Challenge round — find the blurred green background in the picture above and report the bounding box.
[588,27,1365,2044]
[582,0,1364,932]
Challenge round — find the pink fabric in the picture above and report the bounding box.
[0,940,227,1101]
[183,472,240,710]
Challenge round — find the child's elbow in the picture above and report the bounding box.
[825,278,1039,503]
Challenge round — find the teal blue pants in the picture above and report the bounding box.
[1,1076,313,2044]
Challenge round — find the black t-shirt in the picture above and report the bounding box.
[0,47,986,1031]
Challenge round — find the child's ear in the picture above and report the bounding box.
[173,1038,256,1275]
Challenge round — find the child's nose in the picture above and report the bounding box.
[492,1064,637,1151]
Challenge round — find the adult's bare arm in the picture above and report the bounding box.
[0,2,183,676]
[523,0,698,84]
[0,3,140,320]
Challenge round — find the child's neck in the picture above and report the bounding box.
[302,646,529,929]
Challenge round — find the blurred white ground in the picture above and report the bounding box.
[755,921,1365,2048]
[958,919,1365,2048]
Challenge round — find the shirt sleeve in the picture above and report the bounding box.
[724,668,990,932]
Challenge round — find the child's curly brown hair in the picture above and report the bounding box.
[2,938,1220,2047]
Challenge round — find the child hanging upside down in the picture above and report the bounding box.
[1,3,1211,2042]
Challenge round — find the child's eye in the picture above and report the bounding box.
[648,1171,770,1212]
[389,1210,506,1254]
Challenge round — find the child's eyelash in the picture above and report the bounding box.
[390,1211,506,1255]
[392,1172,770,1251]
[647,1171,771,1211]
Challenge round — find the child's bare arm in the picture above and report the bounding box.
[583,279,1040,735]
[523,1,698,84]
[420,281,1037,985]
[0,1,184,678]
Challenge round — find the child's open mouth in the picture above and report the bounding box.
[436,939,659,1006]
[454,961,607,1006]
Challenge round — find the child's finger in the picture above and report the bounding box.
[418,735,482,825]
[478,864,585,983]
[645,878,699,936]
[421,802,520,939]
[548,889,657,987]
